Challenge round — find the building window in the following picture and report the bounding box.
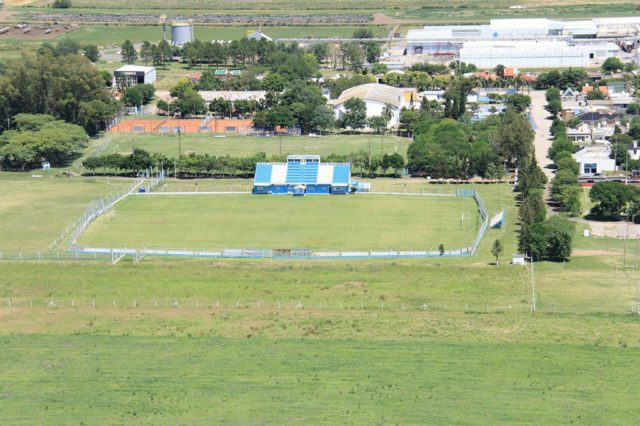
[584,163,597,174]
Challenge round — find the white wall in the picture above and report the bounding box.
[144,69,157,84]
[334,100,402,127]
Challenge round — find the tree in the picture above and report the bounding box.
[352,28,374,39]
[53,0,71,7]
[545,87,561,103]
[172,90,206,116]
[82,44,99,62]
[0,52,116,135]
[310,105,335,134]
[363,42,381,64]
[589,181,634,219]
[170,77,195,98]
[0,115,88,170]
[326,74,374,99]
[140,41,152,66]
[341,97,367,131]
[602,57,624,73]
[504,93,531,113]
[494,64,506,78]
[438,244,445,256]
[280,81,327,134]
[367,115,387,134]
[339,42,364,72]
[54,39,81,56]
[545,216,574,261]
[381,152,405,176]
[121,40,137,64]
[548,135,574,162]
[498,110,535,165]
[545,99,562,117]
[491,239,504,265]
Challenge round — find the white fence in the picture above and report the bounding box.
[50,171,165,251]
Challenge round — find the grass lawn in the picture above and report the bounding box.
[106,133,412,159]
[78,193,479,251]
[1,333,638,424]
[0,173,117,253]
[59,24,390,46]
[3,171,640,422]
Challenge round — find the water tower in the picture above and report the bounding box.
[171,21,193,46]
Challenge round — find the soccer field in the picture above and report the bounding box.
[104,134,411,159]
[78,193,479,251]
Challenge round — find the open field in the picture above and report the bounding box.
[2,169,640,422]
[78,193,479,251]
[0,173,116,253]
[13,0,638,23]
[57,24,389,46]
[105,133,411,159]
[1,332,639,424]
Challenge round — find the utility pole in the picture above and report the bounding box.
[177,128,182,157]
[530,253,536,313]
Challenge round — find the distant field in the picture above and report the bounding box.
[105,134,411,159]
[59,25,389,46]
[79,193,479,251]
[16,0,637,22]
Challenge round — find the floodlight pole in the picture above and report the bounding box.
[530,253,536,313]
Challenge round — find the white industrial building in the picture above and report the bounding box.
[113,65,157,86]
[459,40,619,69]
[406,16,639,60]
[328,83,419,127]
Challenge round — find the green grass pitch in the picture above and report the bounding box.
[105,134,411,159]
[78,193,480,251]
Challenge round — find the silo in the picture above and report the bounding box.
[171,21,193,46]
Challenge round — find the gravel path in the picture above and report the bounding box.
[529,90,555,209]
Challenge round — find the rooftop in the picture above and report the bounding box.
[331,83,414,108]
[115,65,155,73]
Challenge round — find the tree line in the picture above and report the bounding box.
[545,88,582,217]
[82,149,405,178]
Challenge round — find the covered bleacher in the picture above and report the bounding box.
[253,155,353,195]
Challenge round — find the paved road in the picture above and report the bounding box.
[529,90,555,205]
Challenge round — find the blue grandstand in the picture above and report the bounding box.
[253,155,353,195]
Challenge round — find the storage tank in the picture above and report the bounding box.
[171,21,193,46]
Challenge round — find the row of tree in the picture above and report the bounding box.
[82,149,405,178]
[546,89,582,217]
[518,154,574,262]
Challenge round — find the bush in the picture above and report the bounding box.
[53,0,72,8]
